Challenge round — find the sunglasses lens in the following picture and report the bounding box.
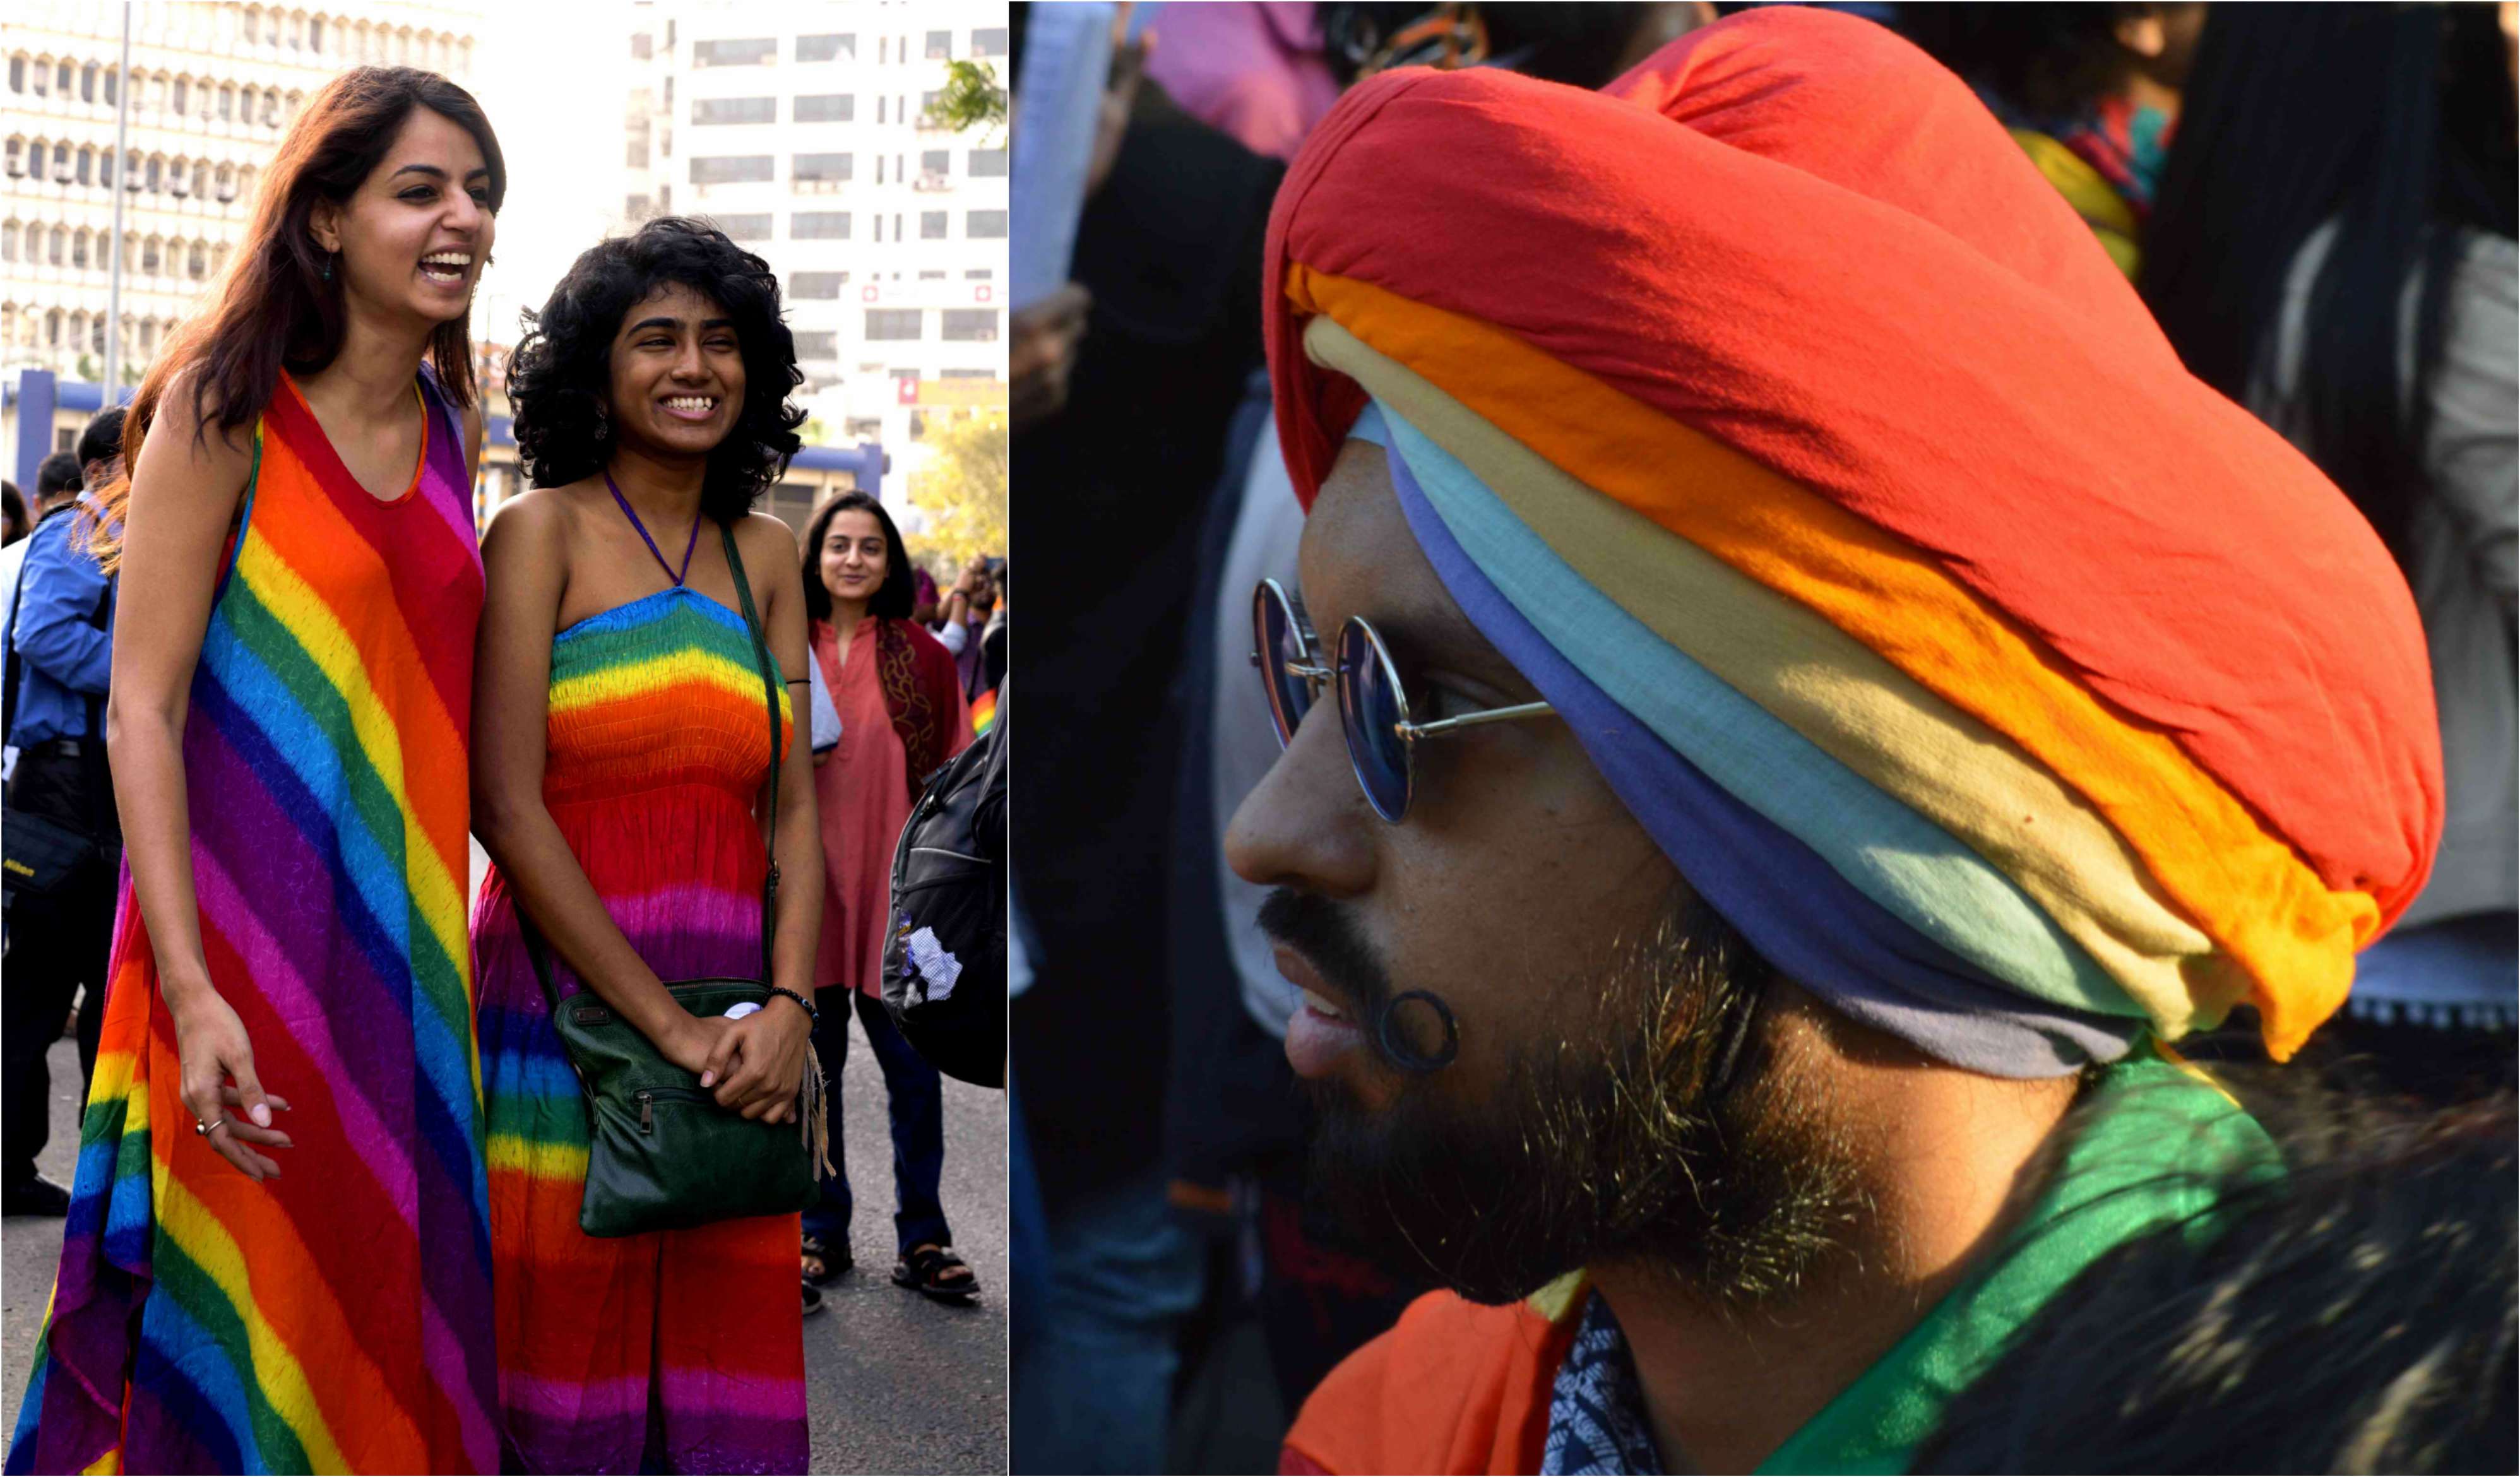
[1338,621,1412,821]
[1255,584,1311,749]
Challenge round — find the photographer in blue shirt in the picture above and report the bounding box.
[3,410,124,1216]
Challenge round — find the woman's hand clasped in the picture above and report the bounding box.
[699,996,813,1124]
[169,985,295,1181]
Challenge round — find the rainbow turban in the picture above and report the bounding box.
[1262,9,2443,1074]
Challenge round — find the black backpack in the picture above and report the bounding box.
[881,680,1007,1088]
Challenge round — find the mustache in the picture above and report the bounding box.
[1257,888,1458,1072]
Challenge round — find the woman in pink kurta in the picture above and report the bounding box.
[797,492,978,1301]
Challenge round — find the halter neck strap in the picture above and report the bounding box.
[603,470,701,588]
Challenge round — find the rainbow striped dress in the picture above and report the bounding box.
[7,369,498,1474]
[469,573,805,1474]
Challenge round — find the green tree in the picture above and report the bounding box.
[908,411,1008,569]
[924,60,1008,143]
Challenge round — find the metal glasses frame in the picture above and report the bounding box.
[1251,578,1554,821]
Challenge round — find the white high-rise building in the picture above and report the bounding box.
[1,2,487,385]
[622,0,1009,525]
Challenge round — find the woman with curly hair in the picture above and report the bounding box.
[470,217,822,1473]
[8,67,504,1476]
[793,491,974,1303]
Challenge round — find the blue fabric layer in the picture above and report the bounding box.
[1372,405,2135,1022]
[1358,408,2140,1076]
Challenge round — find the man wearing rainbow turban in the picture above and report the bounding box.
[1220,9,2442,1473]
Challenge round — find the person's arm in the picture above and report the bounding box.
[699,512,825,1121]
[936,612,970,655]
[462,402,487,485]
[2427,237,2518,607]
[109,376,297,1180]
[15,523,114,694]
[469,493,737,1081]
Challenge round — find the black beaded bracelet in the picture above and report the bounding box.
[764,985,816,1022]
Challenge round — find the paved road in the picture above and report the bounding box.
[3,840,1007,1472]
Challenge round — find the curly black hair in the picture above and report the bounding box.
[508,217,805,526]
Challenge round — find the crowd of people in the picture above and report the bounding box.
[1009,2,2514,1473]
[1,59,1004,1477]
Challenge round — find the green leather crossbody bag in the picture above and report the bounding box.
[517,523,824,1238]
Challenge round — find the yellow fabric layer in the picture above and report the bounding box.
[1307,316,2237,1037]
[1285,265,2380,1058]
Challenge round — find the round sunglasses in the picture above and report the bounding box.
[1251,578,1555,822]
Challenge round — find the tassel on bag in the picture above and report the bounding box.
[798,1048,833,1178]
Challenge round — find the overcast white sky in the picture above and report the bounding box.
[464,3,633,352]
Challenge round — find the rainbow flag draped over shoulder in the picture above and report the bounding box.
[9,370,498,1474]
[1262,8,2442,1067]
[971,685,998,737]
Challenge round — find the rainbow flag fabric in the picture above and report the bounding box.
[8,369,499,1473]
[468,581,807,1473]
[970,685,998,737]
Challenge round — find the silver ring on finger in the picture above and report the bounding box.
[195,1115,229,1137]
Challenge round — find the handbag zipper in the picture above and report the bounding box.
[636,1087,710,1132]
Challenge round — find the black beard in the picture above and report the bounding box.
[1300,893,1867,1308]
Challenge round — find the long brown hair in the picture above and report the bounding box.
[90,66,506,569]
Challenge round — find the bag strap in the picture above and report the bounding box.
[718,521,782,987]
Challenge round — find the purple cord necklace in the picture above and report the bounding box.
[604,469,701,588]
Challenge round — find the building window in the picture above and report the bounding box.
[218,83,234,120]
[875,97,885,127]
[142,237,160,272]
[972,27,1010,57]
[146,156,162,191]
[264,90,280,126]
[793,331,838,359]
[56,62,71,95]
[865,309,921,341]
[921,148,950,180]
[692,37,776,68]
[793,93,853,122]
[6,58,20,93]
[0,223,15,262]
[966,209,1008,239]
[969,148,1008,178]
[964,268,994,280]
[309,16,323,51]
[625,192,650,219]
[845,417,883,441]
[692,97,776,125]
[631,32,652,60]
[797,33,853,62]
[791,153,852,191]
[71,230,89,270]
[172,77,189,114]
[715,213,773,240]
[919,211,948,240]
[189,241,207,279]
[691,155,774,184]
[792,211,850,240]
[925,30,953,59]
[81,64,97,103]
[920,90,943,121]
[74,147,92,186]
[790,271,847,299]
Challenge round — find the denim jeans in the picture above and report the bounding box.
[1011,1169,1205,1474]
[804,988,953,1257]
